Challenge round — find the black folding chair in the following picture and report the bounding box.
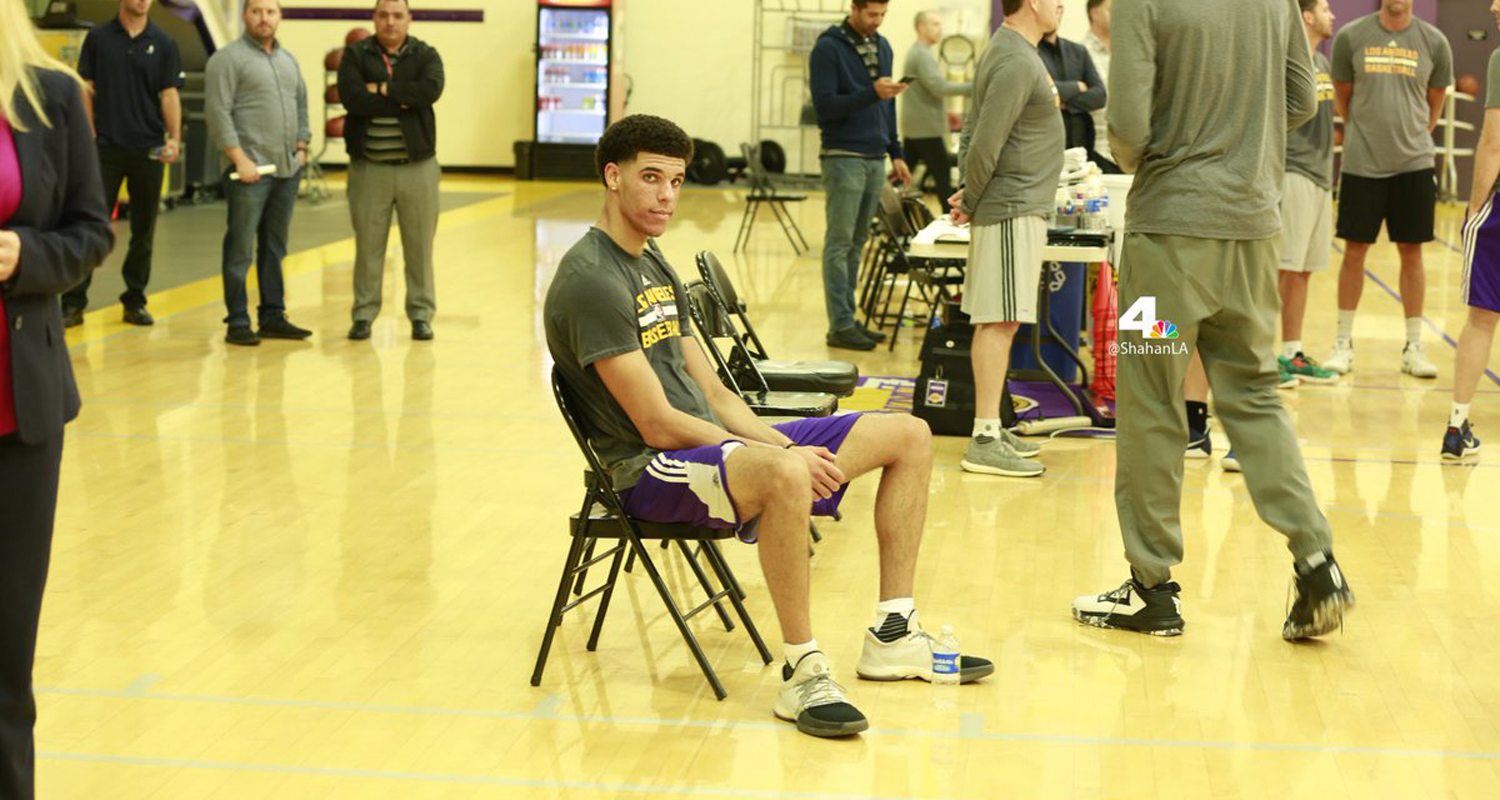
[682,281,839,418]
[694,251,859,397]
[733,143,810,253]
[533,369,773,701]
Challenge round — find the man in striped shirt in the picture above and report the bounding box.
[338,0,445,341]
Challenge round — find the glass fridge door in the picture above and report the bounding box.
[536,5,610,145]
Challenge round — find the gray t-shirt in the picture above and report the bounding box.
[1108,0,1316,241]
[900,44,970,140]
[544,228,719,490]
[1287,52,1336,190]
[1332,13,1452,179]
[958,26,1064,225]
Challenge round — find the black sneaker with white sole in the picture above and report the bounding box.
[1072,578,1185,636]
[1282,554,1355,641]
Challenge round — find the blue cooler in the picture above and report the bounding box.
[1009,260,1085,383]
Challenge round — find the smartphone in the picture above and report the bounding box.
[899,76,917,84]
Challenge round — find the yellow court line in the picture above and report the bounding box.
[62,182,579,349]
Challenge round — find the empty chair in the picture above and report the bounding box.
[695,250,859,397]
[733,142,810,253]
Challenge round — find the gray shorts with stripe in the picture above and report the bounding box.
[961,215,1045,324]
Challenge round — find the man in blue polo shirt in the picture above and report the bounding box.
[61,0,184,328]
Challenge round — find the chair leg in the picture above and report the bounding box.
[585,546,628,652]
[624,548,637,574]
[677,541,735,632]
[888,267,918,351]
[629,535,729,700]
[571,538,598,595]
[531,534,589,687]
[769,201,805,254]
[734,199,759,252]
[702,541,773,665]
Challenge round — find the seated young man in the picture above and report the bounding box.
[544,115,992,738]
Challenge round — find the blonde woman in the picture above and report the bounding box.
[0,0,112,794]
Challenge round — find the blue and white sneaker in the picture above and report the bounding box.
[1222,450,1241,472]
[1186,427,1212,459]
[1441,421,1480,460]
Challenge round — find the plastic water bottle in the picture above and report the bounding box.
[932,624,960,686]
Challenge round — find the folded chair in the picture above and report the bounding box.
[694,251,859,397]
[683,281,839,418]
[533,369,774,700]
[733,142,810,253]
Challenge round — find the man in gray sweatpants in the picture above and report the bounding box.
[338,0,445,341]
[1071,0,1355,641]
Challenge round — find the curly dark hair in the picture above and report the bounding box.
[594,115,695,187]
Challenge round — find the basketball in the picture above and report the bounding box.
[345,27,371,46]
[1457,73,1481,96]
[323,47,342,71]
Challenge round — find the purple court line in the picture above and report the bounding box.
[1333,239,1500,387]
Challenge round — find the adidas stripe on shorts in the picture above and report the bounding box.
[961,215,1046,324]
[1461,194,1500,313]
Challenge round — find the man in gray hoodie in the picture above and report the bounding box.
[1071,0,1355,641]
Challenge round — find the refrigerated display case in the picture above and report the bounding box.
[529,0,615,179]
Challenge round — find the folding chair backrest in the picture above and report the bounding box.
[878,185,913,241]
[697,250,745,313]
[902,195,935,232]
[741,143,771,192]
[684,279,735,339]
[550,367,626,506]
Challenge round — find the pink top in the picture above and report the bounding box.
[0,115,19,436]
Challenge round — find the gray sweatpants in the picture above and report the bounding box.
[348,157,439,323]
[1114,233,1333,586]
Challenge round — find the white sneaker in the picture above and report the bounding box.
[1323,340,1354,374]
[772,652,868,737]
[1401,342,1438,379]
[855,611,995,683]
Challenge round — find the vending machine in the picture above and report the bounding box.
[529,0,616,179]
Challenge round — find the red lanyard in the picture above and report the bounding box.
[379,50,395,80]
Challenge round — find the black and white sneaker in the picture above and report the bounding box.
[1282,554,1355,641]
[1072,578,1185,636]
[1186,427,1212,459]
[773,652,869,738]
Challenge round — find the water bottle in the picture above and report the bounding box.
[931,624,960,685]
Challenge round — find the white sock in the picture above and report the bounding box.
[1451,402,1471,428]
[784,639,821,669]
[1283,340,1302,359]
[873,597,915,628]
[1405,317,1423,346]
[973,417,1001,438]
[1336,310,1356,344]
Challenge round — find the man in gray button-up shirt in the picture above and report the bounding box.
[205,0,312,346]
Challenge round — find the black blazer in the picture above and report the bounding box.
[2,69,113,444]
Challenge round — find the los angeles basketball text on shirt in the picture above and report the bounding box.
[636,281,682,350]
[1362,45,1420,78]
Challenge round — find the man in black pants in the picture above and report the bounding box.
[900,11,969,213]
[62,0,183,328]
[1037,0,1106,154]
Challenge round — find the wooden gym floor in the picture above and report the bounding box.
[37,176,1500,798]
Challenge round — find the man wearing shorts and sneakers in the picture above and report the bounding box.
[1325,0,1452,378]
[544,115,992,739]
[1279,0,1340,386]
[1071,0,1355,640]
[1443,0,1500,461]
[948,0,1062,479]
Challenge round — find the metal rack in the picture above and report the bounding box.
[751,0,845,179]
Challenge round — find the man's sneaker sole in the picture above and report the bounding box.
[1291,372,1338,385]
[772,707,869,738]
[960,458,1044,477]
[1072,608,1183,637]
[1282,589,1355,641]
[1442,446,1481,460]
[1402,365,1438,379]
[855,660,995,684]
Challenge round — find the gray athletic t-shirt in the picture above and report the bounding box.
[544,228,719,490]
[1287,52,1336,190]
[958,26,1064,225]
[1332,13,1453,178]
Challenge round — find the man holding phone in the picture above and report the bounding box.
[901,10,970,214]
[61,0,184,328]
[810,0,909,351]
